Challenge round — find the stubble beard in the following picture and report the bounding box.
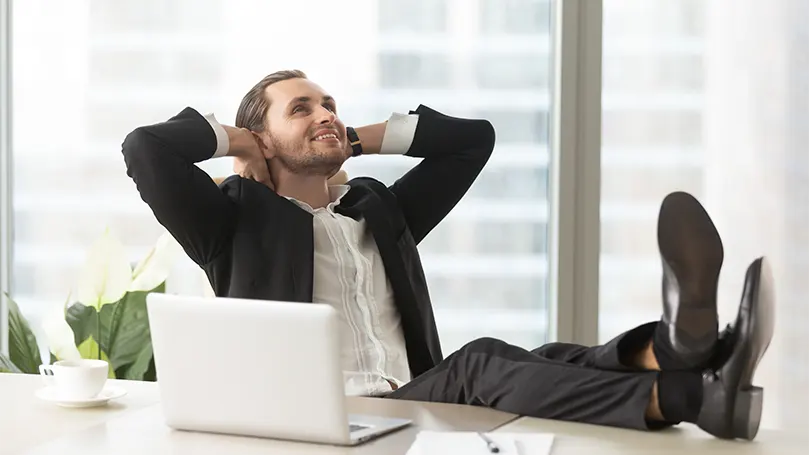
[269,132,345,177]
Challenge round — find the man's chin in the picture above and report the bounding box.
[277,149,346,177]
[300,159,346,178]
[311,139,342,147]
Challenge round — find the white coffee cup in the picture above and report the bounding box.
[39,359,109,400]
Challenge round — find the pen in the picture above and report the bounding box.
[477,432,500,453]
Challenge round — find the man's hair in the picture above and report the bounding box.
[235,69,308,132]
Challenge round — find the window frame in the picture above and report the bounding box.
[547,0,602,344]
[0,0,12,357]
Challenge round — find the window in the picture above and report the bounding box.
[477,109,549,144]
[479,0,551,35]
[88,50,223,89]
[602,54,704,93]
[89,0,222,32]
[602,111,703,148]
[474,53,550,90]
[467,167,549,200]
[600,0,809,430]
[378,0,447,33]
[419,221,548,256]
[9,0,552,358]
[427,276,548,353]
[377,53,451,89]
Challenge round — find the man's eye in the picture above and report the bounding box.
[324,104,336,113]
[293,105,307,114]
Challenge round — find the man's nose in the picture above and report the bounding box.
[316,106,336,124]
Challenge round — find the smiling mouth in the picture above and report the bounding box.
[312,133,338,141]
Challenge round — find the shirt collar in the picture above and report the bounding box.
[286,185,350,213]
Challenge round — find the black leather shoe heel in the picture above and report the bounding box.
[697,257,775,441]
[733,386,763,440]
[698,383,763,440]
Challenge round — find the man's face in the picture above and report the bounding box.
[261,78,348,176]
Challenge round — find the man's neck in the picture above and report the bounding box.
[274,173,332,209]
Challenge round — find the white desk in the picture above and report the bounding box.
[0,373,161,454]
[494,414,809,454]
[1,373,517,455]
[5,372,804,454]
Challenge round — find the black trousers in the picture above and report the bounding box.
[387,322,664,430]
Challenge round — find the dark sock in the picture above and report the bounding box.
[657,371,703,423]
[616,322,659,368]
[652,322,692,370]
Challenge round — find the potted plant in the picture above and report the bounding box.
[0,228,183,380]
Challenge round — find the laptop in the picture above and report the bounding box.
[145,293,412,446]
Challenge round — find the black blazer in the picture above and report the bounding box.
[122,105,495,378]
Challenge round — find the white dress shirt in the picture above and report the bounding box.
[204,112,419,396]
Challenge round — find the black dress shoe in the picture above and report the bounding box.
[656,191,724,368]
[697,257,775,440]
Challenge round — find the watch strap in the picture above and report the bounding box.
[346,126,363,157]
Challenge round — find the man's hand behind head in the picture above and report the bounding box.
[232,129,275,190]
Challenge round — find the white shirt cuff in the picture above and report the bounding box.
[379,113,419,155]
[204,113,230,158]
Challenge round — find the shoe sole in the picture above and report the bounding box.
[731,257,775,440]
[657,192,724,359]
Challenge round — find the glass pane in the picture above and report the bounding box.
[601,0,809,430]
[11,0,552,357]
[479,0,551,35]
[377,53,452,89]
[378,0,446,33]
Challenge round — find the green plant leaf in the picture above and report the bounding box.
[0,353,22,373]
[66,301,119,370]
[65,282,165,381]
[76,227,133,310]
[143,356,157,382]
[5,293,41,374]
[65,302,97,347]
[101,282,164,380]
[129,231,182,292]
[76,335,115,378]
[118,344,153,381]
[77,334,101,359]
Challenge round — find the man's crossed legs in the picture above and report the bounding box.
[388,191,775,441]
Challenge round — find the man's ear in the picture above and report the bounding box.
[251,131,274,159]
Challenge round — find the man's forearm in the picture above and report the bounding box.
[222,125,259,159]
[353,122,387,155]
[353,112,419,156]
[203,113,263,161]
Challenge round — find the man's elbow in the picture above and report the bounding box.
[122,127,147,158]
[121,126,158,178]
[479,119,495,153]
[472,119,496,163]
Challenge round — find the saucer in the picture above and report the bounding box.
[35,385,127,408]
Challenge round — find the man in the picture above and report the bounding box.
[122,69,774,440]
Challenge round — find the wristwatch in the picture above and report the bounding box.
[346,126,363,157]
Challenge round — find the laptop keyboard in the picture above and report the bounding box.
[349,424,371,433]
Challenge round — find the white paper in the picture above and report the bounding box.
[406,431,555,455]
